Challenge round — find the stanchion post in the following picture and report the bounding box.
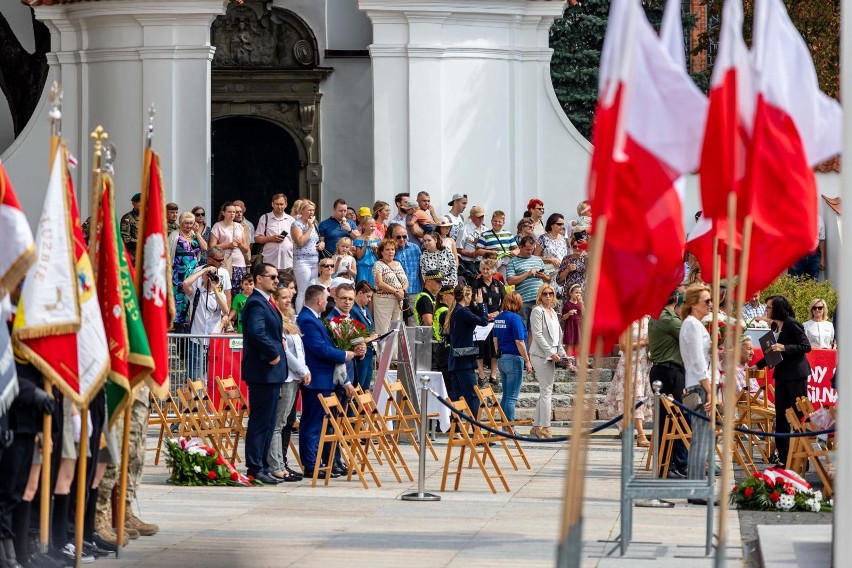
[401,374,441,502]
[635,381,674,511]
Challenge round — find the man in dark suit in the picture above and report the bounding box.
[297,284,365,477]
[241,263,288,485]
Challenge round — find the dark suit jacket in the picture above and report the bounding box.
[241,290,288,385]
[756,317,811,383]
[448,303,489,372]
[350,303,375,353]
[297,307,348,391]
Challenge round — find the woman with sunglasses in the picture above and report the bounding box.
[803,298,835,348]
[753,295,812,467]
[679,284,715,488]
[528,284,568,439]
[524,198,546,239]
[191,206,212,264]
[534,213,568,279]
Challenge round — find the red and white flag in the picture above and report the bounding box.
[13,141,109,404]
[588,0,707,343]
[688,0,753,278]
[744,0,842,294]
[0,162,35,291]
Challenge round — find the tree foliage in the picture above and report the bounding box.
[692,0,839,99]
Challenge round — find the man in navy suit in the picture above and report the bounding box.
[297,284,365,477]
[241,263,288,485]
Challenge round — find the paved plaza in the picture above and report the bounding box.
[109,429,744,567]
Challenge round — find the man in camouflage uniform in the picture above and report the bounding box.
[166,202,180,235]
[95,386,157,544]
[119,193,141,263]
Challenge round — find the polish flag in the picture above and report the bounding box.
[0,162,35,291]
[588,0,707,343]
[743,0,842,294]
[688,0,753,279]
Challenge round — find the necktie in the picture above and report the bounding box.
[269,297,276,310]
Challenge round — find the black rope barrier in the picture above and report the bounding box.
[666,396,836,438]
[427,389,646,443]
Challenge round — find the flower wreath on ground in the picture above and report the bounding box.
[730,467,832,512]
[164,437,262,486]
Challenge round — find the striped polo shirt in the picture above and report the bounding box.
[507,255,546,302]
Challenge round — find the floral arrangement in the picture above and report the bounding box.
[746,318,770,329]
[325,315,370,350]
[164,438,261,487]
[730,468,832,512]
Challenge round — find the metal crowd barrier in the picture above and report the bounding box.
[167,333,244,397]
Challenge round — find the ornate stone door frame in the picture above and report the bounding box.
[211,69,330,206]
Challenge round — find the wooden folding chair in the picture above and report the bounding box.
[743,369,776,463]
[472,385,530,471]
[214,376,248,464]
[148,391,183,465]
[440,398,510,494]
[714,405,756,473]
[177,382,232,457]
[314,393,380,489]
[645,395,692,478]
[348,392,413,483]
[382,380,439,461]
[787,399,834,498]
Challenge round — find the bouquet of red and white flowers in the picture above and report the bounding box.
[729,467,832,512]
[325,315,370,350]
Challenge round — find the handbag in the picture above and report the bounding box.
[682,391,703,411]
[452,346,479,358]
[250,214,268,257]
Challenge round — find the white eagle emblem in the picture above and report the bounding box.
[142,234,167,307]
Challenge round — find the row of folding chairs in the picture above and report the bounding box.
[149,376,302,471]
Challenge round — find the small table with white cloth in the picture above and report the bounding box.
[376,370,451,432]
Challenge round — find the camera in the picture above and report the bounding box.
[208,271,219,284]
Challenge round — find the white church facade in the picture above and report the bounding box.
[1,0,592,230]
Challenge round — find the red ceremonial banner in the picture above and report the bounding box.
[750,347,837,409]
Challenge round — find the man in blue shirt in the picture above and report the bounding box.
[318,198,359,253]
[390,223,422,321]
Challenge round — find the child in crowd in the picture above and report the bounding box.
[561,284,583,372]
[228,273,254,333]
[570,200,592,244]
[333,236,357,279]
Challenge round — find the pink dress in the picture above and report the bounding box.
[562,300,582,345]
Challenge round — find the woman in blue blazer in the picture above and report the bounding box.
[446,284,489,418]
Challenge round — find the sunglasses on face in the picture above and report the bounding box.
[813,306,825,310]
[541,291,554,296]
[194,212,205,217]
[553,222,565,226]
[701,299,712,305]
[394,235,408,240]
[320,264,334,268]
[262,274,279,280]
[209,257,224,263]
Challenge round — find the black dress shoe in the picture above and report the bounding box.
[254,472,282,484]
[304,467,341,479]
[82,540,110,558]
[332,464,349,476]
[285,466,304,480]
[687,498,720,506]
[88,532,118,553]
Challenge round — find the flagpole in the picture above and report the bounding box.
[73,402,89,568]
[557,216,606,568]
[836,1,852,563]
[715,192,747,567]
[38,81,65,554]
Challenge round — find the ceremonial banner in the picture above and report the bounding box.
[588,0,706,344]
[0,301,18,418]
[96,172,154,425]
[0,162,35,291]
[13,142,109,404]
[751,347,837,410]
[134,148,173,398]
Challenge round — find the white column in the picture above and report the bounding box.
[360,0,588,222]
[13,0,226,219]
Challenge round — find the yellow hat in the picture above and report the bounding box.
[358,206,372,217]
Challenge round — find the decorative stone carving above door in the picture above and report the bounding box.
[210,1,330,205]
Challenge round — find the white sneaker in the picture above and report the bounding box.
[60,543,95,564]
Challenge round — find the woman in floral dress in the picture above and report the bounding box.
[170,211,207,331]
[603,316,653,447]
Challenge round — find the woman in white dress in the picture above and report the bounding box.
[803,298,835,348]
[603,316,653,447]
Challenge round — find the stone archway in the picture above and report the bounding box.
[210,1,330,208]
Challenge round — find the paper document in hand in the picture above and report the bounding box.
[473,324,494,342]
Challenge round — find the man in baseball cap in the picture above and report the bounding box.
[445,194,468,240]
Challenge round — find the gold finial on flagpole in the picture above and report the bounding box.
[146,103,156,148]
[48,81,63,137]
[90,126,108,173]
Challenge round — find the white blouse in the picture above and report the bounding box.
[284,333,309,383]
[803,320,834,349]
[679,315,711,389]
